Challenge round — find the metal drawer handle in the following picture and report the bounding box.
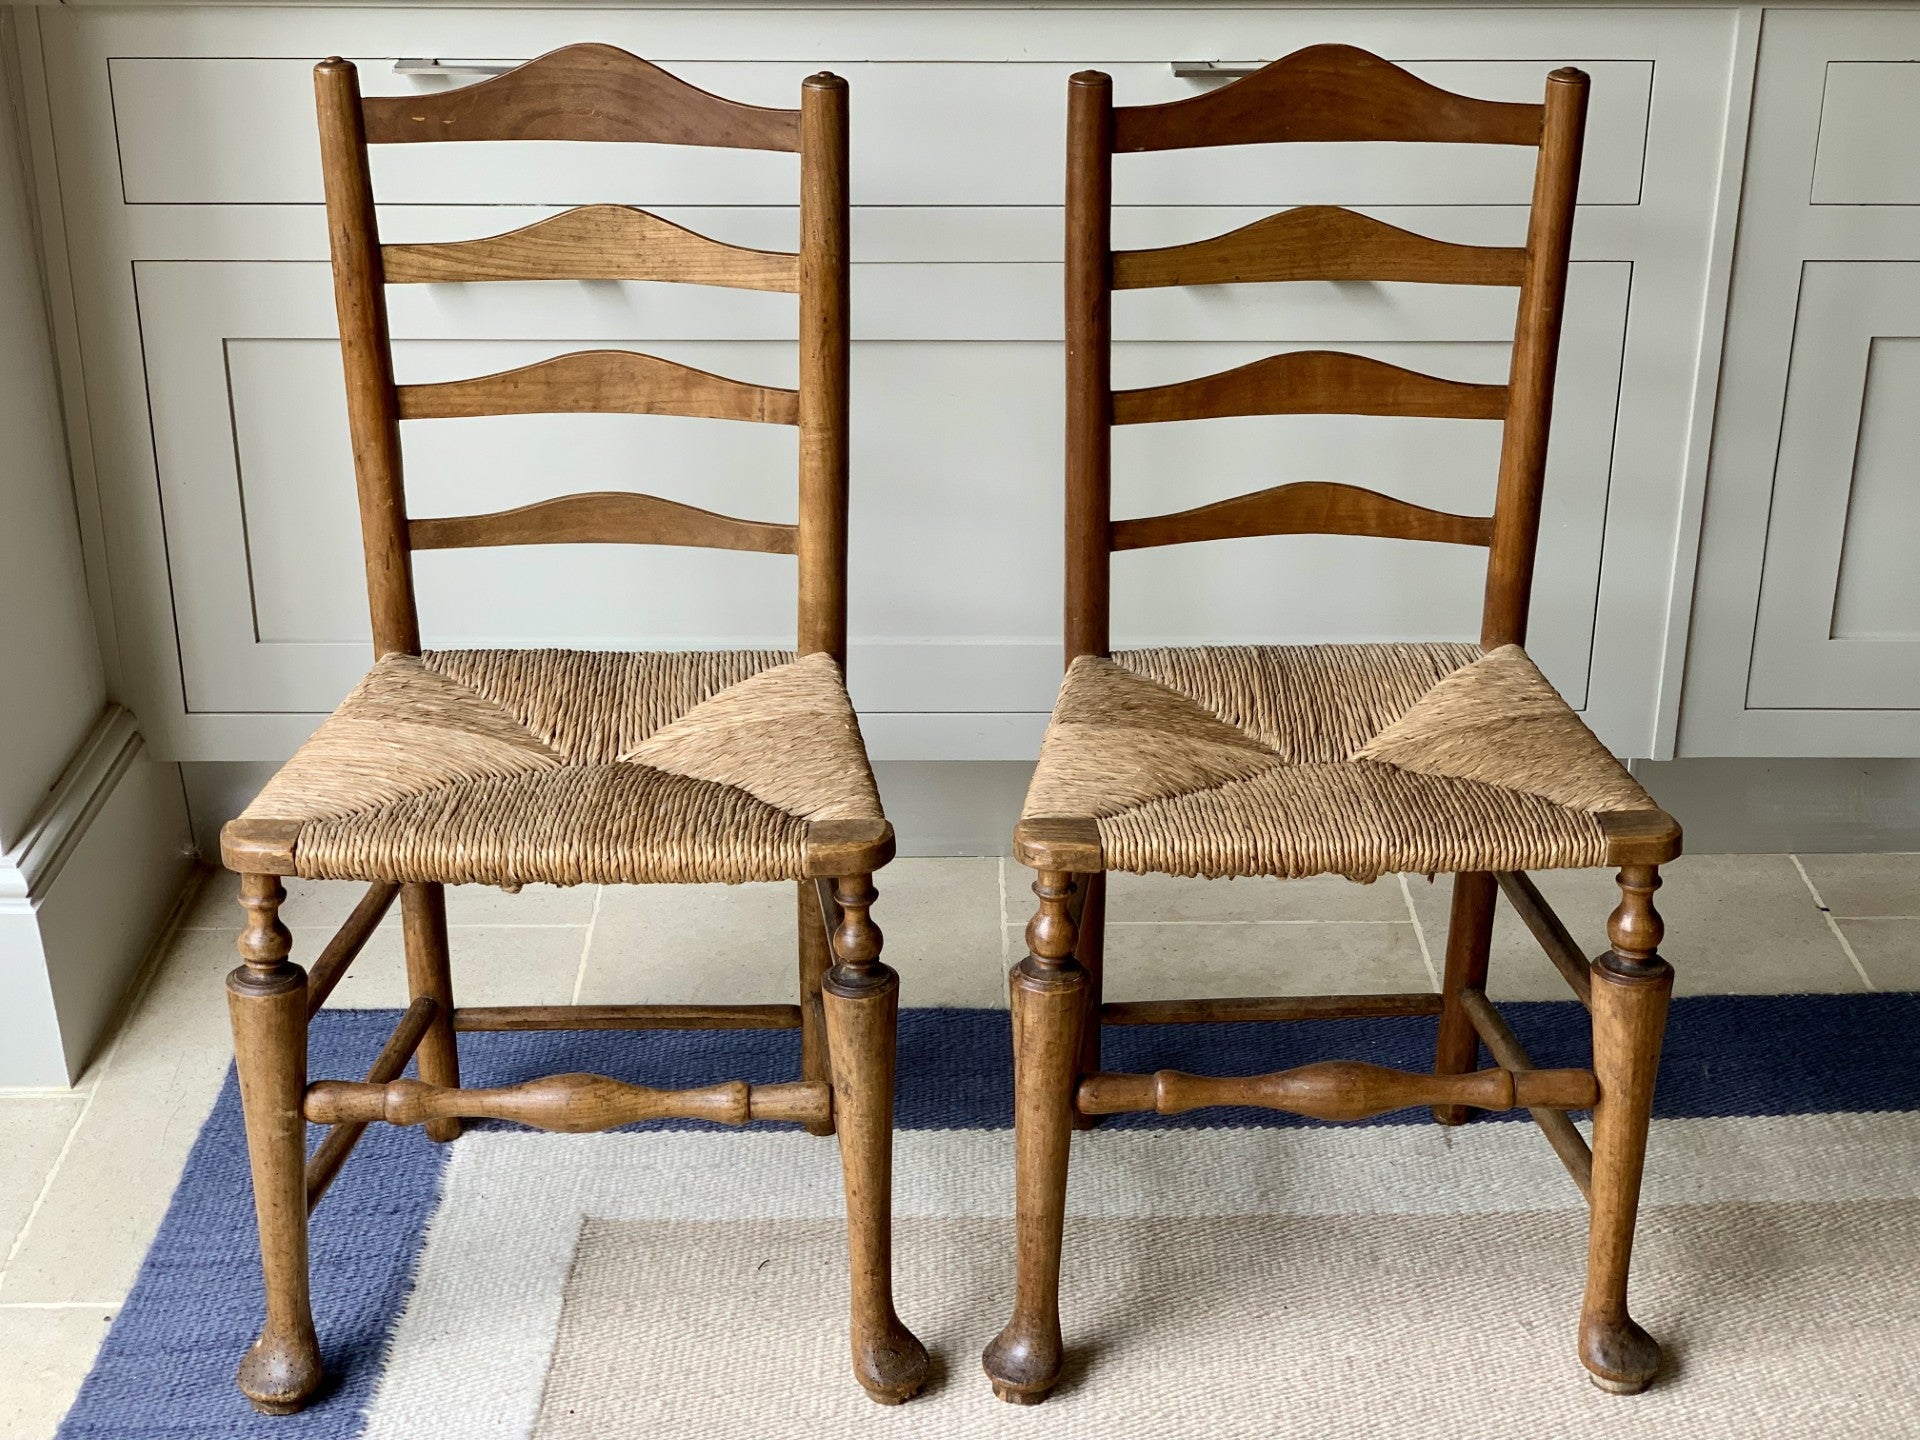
[1169,61,1269,79]
[393,58,521,78]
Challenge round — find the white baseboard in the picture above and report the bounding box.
[0,707,195,1088]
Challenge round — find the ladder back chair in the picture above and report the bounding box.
[219,46,927,1413]
[985,45,1683,1403]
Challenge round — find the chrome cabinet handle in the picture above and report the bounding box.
[392,58,520,78]
[1169,61,1269,79]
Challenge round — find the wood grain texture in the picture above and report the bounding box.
[1101,992,1444,1025]
[1482,68,1590,647]
[796,74,852,662]
[226,877,321,1413]
[400,883,461,1143]
[397,349,800,424]
[1598,808,1684,865]
[1111,480,1494,552]
[1112,350,1508,425]
[1011,816,1103,875]
[451,1003,801,1031]
[304,1073,831,1130]
[804,818,895,878]
[315,60,419,658]
[798,879,836,1136]
[1112,44,1542,153]
[821,875,929,1403]
[1581,864,1672,1393]
[1114,205,1526,290]
[982,874,1086,1405]
[304,881,397,1018]
[305,996,436,1212]
[1432,870,1498,1125]
[1074,1060,1597,1120]
[1064,71,1115,662]
[361,43,801,151]
[1496,869,1596,1007]
[408,491,797,555]
[1460,986,1594,1198]
[382,205,800,290]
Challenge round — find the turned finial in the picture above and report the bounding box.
[237,874,292,972]
[827,874,887,993]
[1025,872,1079,970]
[1602,865,1666,978]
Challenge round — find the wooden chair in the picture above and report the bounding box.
[984,45,1682,1403]
[219,46,927,1413]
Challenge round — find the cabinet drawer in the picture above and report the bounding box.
[111,56,1649,208]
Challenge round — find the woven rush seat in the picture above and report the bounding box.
[1019,642,1673,882]
[234,648,882,887]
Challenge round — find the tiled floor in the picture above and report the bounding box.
[1,852,1914,1437]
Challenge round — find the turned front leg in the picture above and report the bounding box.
[983,871,1087,1404]
[822,874,928,1404]
[227,874,322,1413]
[1580,864,1673,1394]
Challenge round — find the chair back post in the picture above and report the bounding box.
[1064,70,1115,664]
[314,57,420,659]
[1481,67,1589,649]
[796,73,852,666]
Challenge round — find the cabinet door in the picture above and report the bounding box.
[1684,10,1920,755]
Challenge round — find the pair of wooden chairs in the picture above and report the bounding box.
[220,43,1679,1416]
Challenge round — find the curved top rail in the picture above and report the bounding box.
[1112,44,1547,153]
[356,44,803,151]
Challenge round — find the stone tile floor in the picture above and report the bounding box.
[1,852,1913,1438]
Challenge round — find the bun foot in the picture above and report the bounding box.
[853,1322,929,1405]
[237,1329,321,1415]
[982,1325,1062,1405]
[1580,1314,1661,1395]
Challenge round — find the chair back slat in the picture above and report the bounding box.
[408,492,797,555]
[395,350,800,424]
[1113,351,1508,425]
[360,43,802,150]
[1114,206,1525,290]
[1113,44,1542,153]
[1121,481,1489,556]
[382,206,800,291]
[1111,481,1493,552]
[1063,50,1588,664]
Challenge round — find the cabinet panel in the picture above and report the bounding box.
[1679,8,1920,755]
[1812,62,1920,205]
[1747,262,1920,707]
[110,56,1650,208]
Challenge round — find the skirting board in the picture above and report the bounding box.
[0,706,195,1088]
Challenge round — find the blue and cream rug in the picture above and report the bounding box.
[56,997,1920,1438]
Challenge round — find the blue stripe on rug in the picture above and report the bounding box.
[56,993,1920,1437]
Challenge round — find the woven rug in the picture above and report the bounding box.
[56,996,1920,1438]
